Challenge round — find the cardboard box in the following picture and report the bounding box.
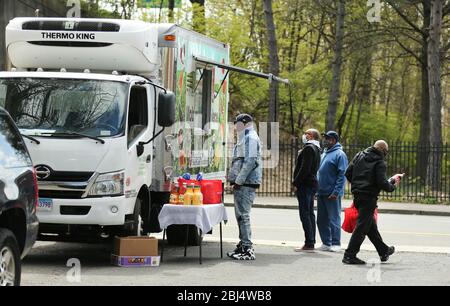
[111,254,160,267]
[114,236,158,257]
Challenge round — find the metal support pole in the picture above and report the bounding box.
[161,229,166,262]
[220,222,223,258]
[184,225,189,257]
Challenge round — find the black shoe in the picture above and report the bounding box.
[227,242,242,258]
[380,246,395,262]
[232,246,255,260]
[342,256,366,265]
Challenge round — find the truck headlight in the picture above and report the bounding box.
[88,171,124,197]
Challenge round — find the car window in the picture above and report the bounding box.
[0,112,32,168]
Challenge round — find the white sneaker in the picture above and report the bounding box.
[317,244,332,252]
[330,245,342,252]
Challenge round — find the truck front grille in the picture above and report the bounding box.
[38,171,94,182]
[60,206,91,216]
[39,190,84,199]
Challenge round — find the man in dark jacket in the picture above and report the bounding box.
[292,129,321,251]
[343,140,402,264]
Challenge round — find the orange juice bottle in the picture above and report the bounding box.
[192,185,203,205]
[178,182,187,205]
[169,182,179,204]
[183,183,195,205]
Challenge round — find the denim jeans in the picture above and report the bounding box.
[234,186,256,248]
[345,194,389,258]
[296,185,316,247]
[317,195,342,247]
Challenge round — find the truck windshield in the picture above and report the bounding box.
[0,78,127,138]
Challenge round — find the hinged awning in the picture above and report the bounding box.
[193,56,289,85]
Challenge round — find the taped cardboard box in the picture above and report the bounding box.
[113,236,158,257]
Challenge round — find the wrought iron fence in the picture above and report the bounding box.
[227,140,450,204]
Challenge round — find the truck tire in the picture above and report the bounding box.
[123,198,144,236]
[166,225,200,246]
[0,228,21,286]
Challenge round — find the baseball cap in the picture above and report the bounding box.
[322,131,339,142]
[234,113,253,124]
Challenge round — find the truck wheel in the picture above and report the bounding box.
[166,225,200,246]
[123,198,144,236]
[0,228,21,286]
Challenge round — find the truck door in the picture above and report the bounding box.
[126,84,153,189]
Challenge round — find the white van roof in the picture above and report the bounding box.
[6,18,160,74]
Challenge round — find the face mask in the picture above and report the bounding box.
[302,134,308,144]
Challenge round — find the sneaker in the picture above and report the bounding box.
[227,242,242,258]
[380,246,395,262]
[342,256,366,265]
[330,245,342,253]
[317,244,332,252]
[231,246,255,260]
[294,245,315,252]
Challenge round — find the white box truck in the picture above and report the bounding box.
[0,17,287,243]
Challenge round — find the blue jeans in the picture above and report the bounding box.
[234,186,256,247]
[317,195,342,246]
[296,185,316,247]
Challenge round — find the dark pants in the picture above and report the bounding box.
[345,194,389,258]
[296,185,316,247]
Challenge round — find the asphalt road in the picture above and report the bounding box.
[21,207,450,286]
[207,207,450,252]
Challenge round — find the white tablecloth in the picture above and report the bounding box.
[158,204,228,235]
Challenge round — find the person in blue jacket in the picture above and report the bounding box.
[317,131,348,252]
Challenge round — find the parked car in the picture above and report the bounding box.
[0,107,39,286]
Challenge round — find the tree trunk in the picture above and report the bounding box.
[426,0,444,191]
[325,0,345,131]
[287,1,299,72]
[190,0,205,33]
[354,90,364,144]
[312,12,325,65]
[417,0,431,184]
[263,0,280,124]
[354,61,371,144]
[168,0,175,23]
[336,63,358,136]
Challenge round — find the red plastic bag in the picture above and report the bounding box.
[342,203,359,233]
[342,202,378,233]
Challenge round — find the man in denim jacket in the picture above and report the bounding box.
[227,114,262,260]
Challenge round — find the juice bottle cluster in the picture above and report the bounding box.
[169,181,203,205]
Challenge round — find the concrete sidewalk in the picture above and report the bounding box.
[224,195,450,217]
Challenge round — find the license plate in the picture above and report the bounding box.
[38,198,53,212]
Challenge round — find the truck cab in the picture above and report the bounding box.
[0,71,175,238]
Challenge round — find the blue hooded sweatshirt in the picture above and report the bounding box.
[317,143,348,197]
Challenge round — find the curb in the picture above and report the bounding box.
[224,202,450,217]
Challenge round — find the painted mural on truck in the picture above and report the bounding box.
[171,35,229,180]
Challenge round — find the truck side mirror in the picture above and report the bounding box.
[158,91,176,127]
